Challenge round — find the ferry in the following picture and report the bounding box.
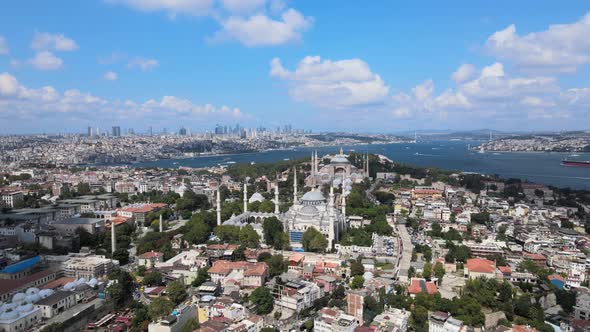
[561,160,590,167]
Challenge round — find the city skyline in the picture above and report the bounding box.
[1,1,590,134]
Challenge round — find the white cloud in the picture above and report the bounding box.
[0,36,8,55]
[220,0,265,13]
[104,71,118,81]
[485,12,590,73]
[0,73,19,96]
[451,64,476,83]
[31,32,78,52]
[28,51,63,70]
[213,8,312,46]
[106,0,214,16]
[0,72,245,122]
[270,56,390,109]
[128,57,159,70]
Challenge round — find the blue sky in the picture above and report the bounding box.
[1,1,589,134]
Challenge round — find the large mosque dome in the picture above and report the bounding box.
[330,155,350,164]
[301,191,326,205]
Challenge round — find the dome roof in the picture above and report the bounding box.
[301,191,326,202]
[249,192,265,203]
[331,155,350,164]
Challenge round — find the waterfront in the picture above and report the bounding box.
[128,140,590,190]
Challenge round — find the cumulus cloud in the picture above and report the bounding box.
[128,57,159,70]
[28,51,63,70]
[0,36,8,55]
[104,71,118,81]
[220,0,265,13]
[451,64,476,83]
[270,56,390,109]
[212,8,312,46]
[106,0,214,17]
[108,0,312,47]
[31,32,78,51]
[485,12,590,73]
[0,72,245,123]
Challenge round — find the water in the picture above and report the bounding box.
[129,140,590,190]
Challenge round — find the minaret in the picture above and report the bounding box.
[293,167,298,204]
[243,181,248,213]
[274,183,280,214]
[159,214,163,232]
[111,221,116,253]
[341,194,346,219]
[216,188,221,226]
[365,153,370,177]
[314,151,318,174]
[311,152,315,177]
[328,184,334,216]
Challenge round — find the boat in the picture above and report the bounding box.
[561,160,590,167]
[283,158,290,161]
[226,161,236,164]
[478,146,485,154]
[570,154,581,157]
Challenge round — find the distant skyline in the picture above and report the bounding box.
[1,1,590,134]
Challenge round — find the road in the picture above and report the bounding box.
[396,224,413,283]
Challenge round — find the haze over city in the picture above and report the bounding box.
[2,1,590,134]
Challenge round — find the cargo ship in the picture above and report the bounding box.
[561,159,590,167]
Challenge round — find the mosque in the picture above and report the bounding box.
[305,148,370,187]
[219,150,369,250]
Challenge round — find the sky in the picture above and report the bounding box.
[1,1,590,134]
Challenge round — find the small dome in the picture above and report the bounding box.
[0,310,18,320]
[248,192,265,203]
[301,191,325,202]
[363,272,374,280]
[300,205,319,215]
[77,278,87,284]
[25,288,39,295]
[25,294,40,304]
[12,293,25,304]
[39,289,54,298]
[1,303,16,313]
[64,282,76,291]
[17,304,33,313]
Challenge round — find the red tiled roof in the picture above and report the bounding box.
[408,278,437,295]
[498,266,512,274]
[139,251,163,259]
[466,258,496,274]
[207,260,268,276]
[119,203,167,213]
[524,253,546,261]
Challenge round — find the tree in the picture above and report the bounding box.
[112,248,129,265]
[430,222,443,237]
[350,259,365,276]
[184,220,210,244]
[351,275,365,289]
[214,225,241,243]
[434,262,445,282]
[264,254,287,277]
[262,217,285,249]
[423,262,432,280]
[191,268,209,287]
[239,224,260,248]
[143,271,163,286]
[249,287,274,314]
[148,297,174,320]
[302,227,327,252]
[167,281,187,306]
[257,252,272,262]
[181,318,199,332]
